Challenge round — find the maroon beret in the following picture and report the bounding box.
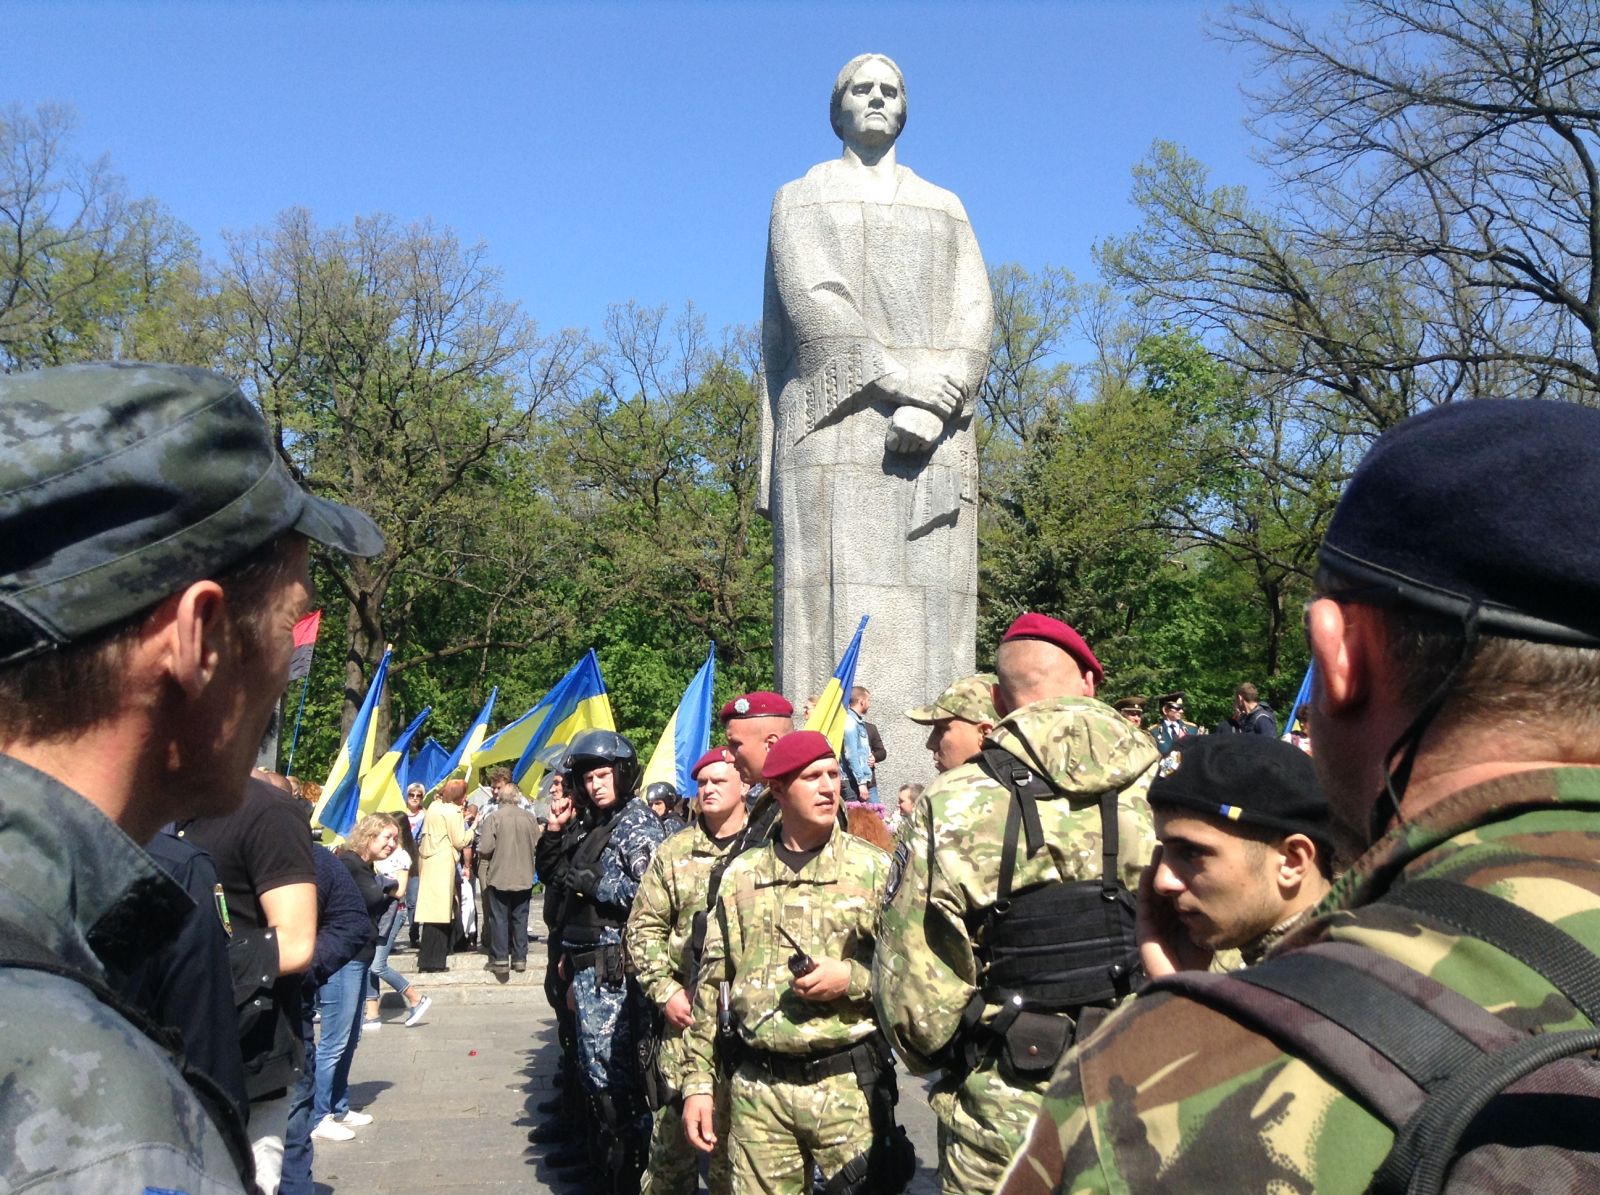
[1001,612,1104,684]
[760,730,835,781]
[719,690,794,722]
[690,747,735,779]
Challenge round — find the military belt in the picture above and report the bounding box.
[742,1033,884,1085]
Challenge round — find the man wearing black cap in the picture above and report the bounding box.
[0,362,383,1192]
[1137,736,1333,976]
[1001,399,1600,1194]
[874,612,1160,1194]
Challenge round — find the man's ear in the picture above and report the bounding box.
[1306,597,1372,714]
[142,580,227,699]
[1277,833,1319,889]
[991,684,1010,718]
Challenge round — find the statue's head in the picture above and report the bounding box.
[830,53,907,146]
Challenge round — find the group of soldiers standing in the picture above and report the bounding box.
[520,396,1600,1195]
[9,361,1600,1195]
[523,604,1164,1195]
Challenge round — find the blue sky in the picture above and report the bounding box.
[9,1,1277,342]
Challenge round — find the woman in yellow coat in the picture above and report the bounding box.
[415,778,473,972]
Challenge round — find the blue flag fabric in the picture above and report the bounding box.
[410,737,450,794]
[1283,663,1316,741]
[432,687,498,791]
[641,643,717,798]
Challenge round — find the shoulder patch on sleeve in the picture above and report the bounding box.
[884,838,911,905]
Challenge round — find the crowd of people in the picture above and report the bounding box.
[7,359,1600,1195]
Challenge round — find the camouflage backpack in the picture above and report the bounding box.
[1153,879,1600,1194]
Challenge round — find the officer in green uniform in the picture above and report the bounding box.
[625,747,747,1195]
[1149,692,1198,757]
[873,613,1160,1195]
[681,731,900,1194]
[1000,400,1600,1193]
[0,363,382,1192]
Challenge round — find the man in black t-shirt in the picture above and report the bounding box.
[182,776,318,1193]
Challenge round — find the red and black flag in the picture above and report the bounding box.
[289,610,322,682]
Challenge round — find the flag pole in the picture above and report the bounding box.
[284,672,313,776]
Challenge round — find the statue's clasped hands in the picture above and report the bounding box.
[881,369,963,454]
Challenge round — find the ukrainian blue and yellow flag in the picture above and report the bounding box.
[803,615,869,755]
[358,707,431,816]
[642,643,717,797]
[431,687,498,792]
[495,650,615,786]
[314,647,392,838]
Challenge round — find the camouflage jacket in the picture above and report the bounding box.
[625,817,741,1006]
[873,695,1160,1073]
[682,826,889,1098]
[0,753,248,1194]
[998,766,1600,1195]
[562,796,669,949]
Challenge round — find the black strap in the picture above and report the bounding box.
[978,745,1122,908]
[0,920,256,1188]
[1232,950,1482,1091]
[1382,878,1600,1023]
[1373,1026,1600,1195]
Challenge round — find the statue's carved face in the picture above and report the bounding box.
[837,58,904,149]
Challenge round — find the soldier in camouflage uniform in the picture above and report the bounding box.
[874,613,1160,1195]
[0,363,382,1192]
[625,747,748,1195]
[905,672,998,776]
[720,690,794,845]
[1000,400,1600,1193]
[559,728,671,1193]
[682,732,896,1194]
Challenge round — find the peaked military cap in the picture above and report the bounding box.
[905,673,999,725]
[1149,734,1329,849]
[1157,692,1187,710]
[1001,612,1104,684]
[719,691,794,721]
[1112,695,1147,714]
[1320,398,1600,646]
[0,362,383,664]
[761,730,834,781]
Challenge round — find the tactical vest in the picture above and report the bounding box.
[560,813,625,944]
[968,745,1140,1010]
[944,745,1141,1082]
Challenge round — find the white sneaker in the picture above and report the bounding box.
[310,1115,355,1142]
[361,1019,382,1032]
[337,1110,374,1127]
[404,995,432,1027]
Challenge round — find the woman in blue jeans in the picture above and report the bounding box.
[310,814,401,1143]
[364,811,430,1028]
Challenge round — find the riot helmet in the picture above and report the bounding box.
[567,728,642,805]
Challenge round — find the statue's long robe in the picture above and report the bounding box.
[759,159,992,779]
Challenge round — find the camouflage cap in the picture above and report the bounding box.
[905,672,999,725]
[0,362,384,664]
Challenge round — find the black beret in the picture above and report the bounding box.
[1320,399,1600,646]
[1148,735,1329,847]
